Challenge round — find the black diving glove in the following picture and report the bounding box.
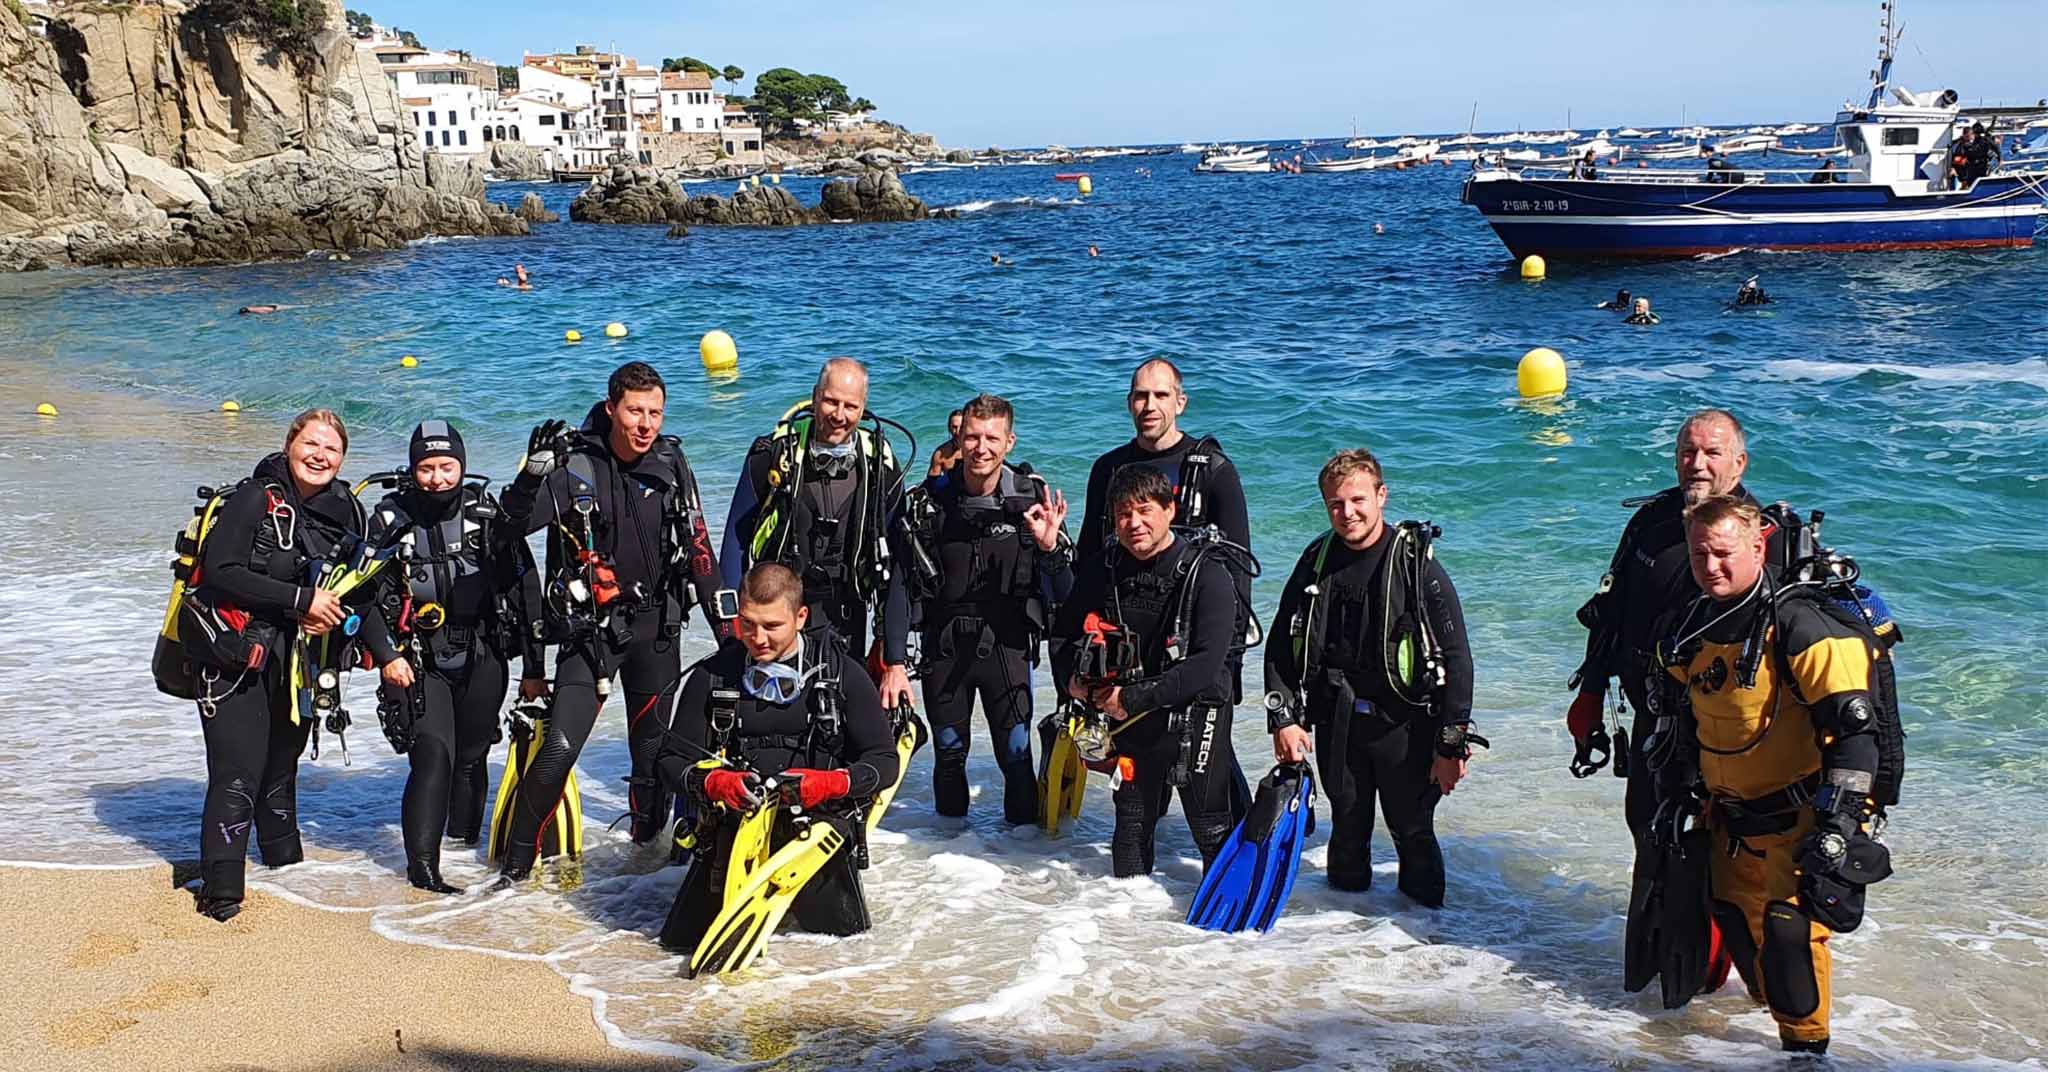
[517,419,571,486]
[1797,811,1893,933]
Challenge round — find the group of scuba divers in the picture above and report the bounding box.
[152,354,1903,1054]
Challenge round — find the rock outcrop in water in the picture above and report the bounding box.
[515,193,559,224]
[489,143,552,182]
[0,0,524,272]
[569,164,943,226]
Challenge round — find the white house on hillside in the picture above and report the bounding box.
[367,41,490,157]
[659,71,724,133]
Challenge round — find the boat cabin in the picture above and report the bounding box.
[1834,87,1960,190]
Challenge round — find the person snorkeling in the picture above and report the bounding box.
[1650,495,1897,1054]
[493,361,730,881]
[655,564,900,974]
[1733,276,1772,307]
[1597,289,1633,312]
[1625,297,1660,325]
[1265,449,1477,907]
[1053,466,1252,878]
[902,393,1073,824]
[496,264,532,290]
[182,409,371,921]
[238,305,284,315]
[357,421,545,893]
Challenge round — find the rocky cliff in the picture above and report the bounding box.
[0,0,523,271]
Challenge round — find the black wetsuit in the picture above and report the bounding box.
[914,463,1074,823]
[720,436,909,667]
[189,453,367,907]
[497,408,725,867]
[1265,523,1474,907]
[1054,536,1240,877]
[361,482,542,885]
[655,632,899,957]
[1573,484,1759,836]
[1080,433,1254,809]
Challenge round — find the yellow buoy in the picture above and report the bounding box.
[700,329,739,372]
[1517,348,1567,399]
[401,355,419,368]
[604,322,628,339]
[769,173,780,185]
[1077,175,1094,196]
[35,402,58,417]
[221,400,241,413]
[1520,254,1546,280]
[565,329,583,344]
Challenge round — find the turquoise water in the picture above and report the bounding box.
[2,155,2044,1069]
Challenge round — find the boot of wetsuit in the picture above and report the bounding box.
[625,776,673,845]
[932,744,971,817]
[996,719,1039,826]
[407,855,461,894]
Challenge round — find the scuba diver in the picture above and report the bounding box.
[1052,466,1254,878]
[1733,276,1772,307]
[901,394,1074,825]
[1264,449,1477,908]
[172,410,371,921]
[1078,357,1256,812]
[655,564,900,976]
[1566,409,1765,1002]
[1625,297,1661,325]
[719,357,915,709]
[1596,289,1633,312]
[495,361,729,881]
[1648,495,1899,1054]
[357,421,545,893]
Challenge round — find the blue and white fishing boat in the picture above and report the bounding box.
[1459,2,2048,259]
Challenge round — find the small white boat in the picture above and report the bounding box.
[1616,127,1652,138]
[1345,137,1383,149]
[1714,134,1780,154]
[1178,142,1210,154]
[1447,133,1484,146]
[1636,140,1708,160]
[1194,147,1270,173]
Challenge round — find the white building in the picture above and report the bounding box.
[659,71,724,134]
[368,42,490,157]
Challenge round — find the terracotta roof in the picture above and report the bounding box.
[402,97,431,106]
[661,71,714,91]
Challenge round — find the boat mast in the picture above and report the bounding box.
[1866,0,1901,110]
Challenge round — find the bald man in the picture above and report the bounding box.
[721,357,913,705]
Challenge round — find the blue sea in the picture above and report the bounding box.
[1,148,2044,1070]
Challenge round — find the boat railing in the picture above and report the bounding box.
[1500,166,1863,185]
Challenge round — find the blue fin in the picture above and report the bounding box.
[1186,763,1315,933]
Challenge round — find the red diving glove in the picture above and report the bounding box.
[783,768,851,810]
[704,768,763,811]
[1567,689,1605,742]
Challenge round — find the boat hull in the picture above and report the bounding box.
[1461,173,2045,258]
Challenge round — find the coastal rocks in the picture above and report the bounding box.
[0,0,525,271]
[568,163,936,228]
[489,143,551,181]
[516,193,560,224]
[666,224,689,239]
[569,165,689,224]
[946,149,976,164]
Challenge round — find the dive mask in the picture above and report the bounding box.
[741,660,807,704]
[810,438,857,479]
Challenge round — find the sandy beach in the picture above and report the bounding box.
[6,865,668,1072]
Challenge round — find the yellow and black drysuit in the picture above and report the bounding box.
[1656,572,1894,1052]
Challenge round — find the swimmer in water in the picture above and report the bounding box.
[990,253,1012,267]
[496,264,532,290]
[1624,297,1660,325]
[1088,245,1100,258]
[1373,223,1385,235]
[238,305,281,315]
[1596,289,1632,312]
[1732,276,1772,307]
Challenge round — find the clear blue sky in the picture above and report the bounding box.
[380,0,2046,146]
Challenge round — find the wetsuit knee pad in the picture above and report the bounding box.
[1760,900,1821,1020]
[932,722,969,755]
[1711,899,1764,999]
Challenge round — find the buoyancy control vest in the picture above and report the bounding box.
[1287,521,1447,719]
[367,479,523,672]
[742,403,903,603]
[901,462,1065,645]
[703,628,849,770]
[541,429,708,643]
